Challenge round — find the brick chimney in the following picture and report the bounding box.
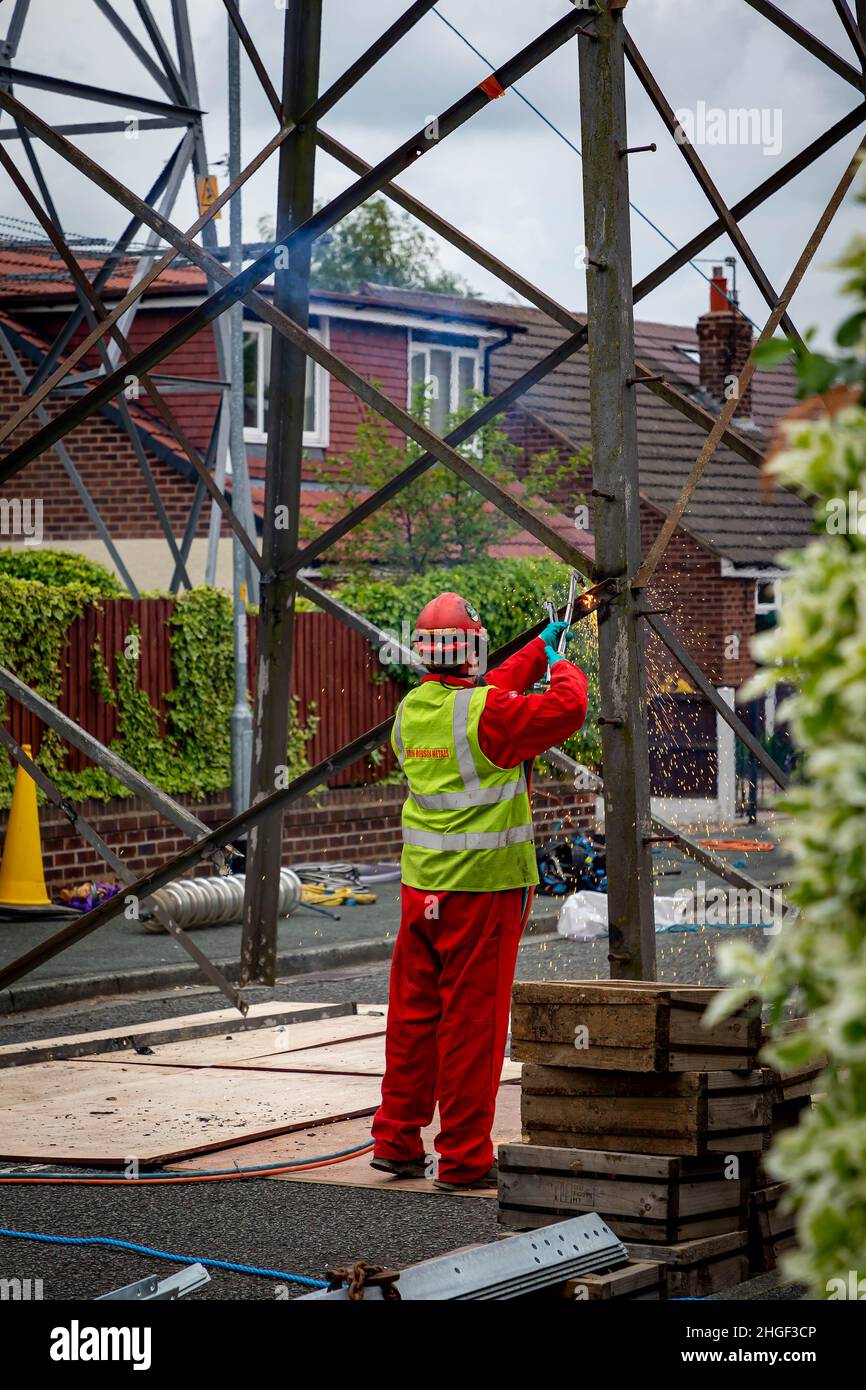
[696,267,753,418]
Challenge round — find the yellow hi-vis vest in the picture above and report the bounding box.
[392,682,538,892]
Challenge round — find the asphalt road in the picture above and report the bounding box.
[0,824,788,993]
[0,922,771,1049]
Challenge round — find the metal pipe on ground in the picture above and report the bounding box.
[146,869,301,933]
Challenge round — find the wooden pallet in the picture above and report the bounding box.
[511,981,761,1072]
[560,1260,664,1301]
[750,1182,796,1272]
[762,1058,824,1107]
[756,1058,821,1182]
[520,1064,771,1156]
[625,1231,750,1298]
[497,1143,754,1242]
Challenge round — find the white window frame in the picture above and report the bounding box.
[755,577,781,615]
[243,317,329,448]
[407,334,482,418]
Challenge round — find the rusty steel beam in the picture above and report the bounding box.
[0,665,211,841]
[24,135,190,398]
[644,615,790,790]
[742,0,865,90]
[0,727,248,1014]
[241,0,323,987]
[0,129,256,576]
[624,34,803,350]
[579,1,656,980]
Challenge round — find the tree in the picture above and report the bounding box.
[259,199,470,295]
[711,183,866,1297]
[304,386,584,578]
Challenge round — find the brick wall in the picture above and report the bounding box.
[0,319,230,543]
[325,317,408,461]
[6,779,596,895]
[0,309,413,542]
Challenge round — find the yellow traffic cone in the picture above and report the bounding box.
[0,743,51,907]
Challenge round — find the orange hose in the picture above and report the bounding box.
[0,1143,375,1185]
[697,839,775,852]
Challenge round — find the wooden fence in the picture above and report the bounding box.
[6,598,402,787]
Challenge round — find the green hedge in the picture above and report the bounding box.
[0,547,125,596]
[338,557,601,767]
[0,575,317,809]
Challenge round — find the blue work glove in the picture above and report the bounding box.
[544,643,566,668]
[539,618,570,649]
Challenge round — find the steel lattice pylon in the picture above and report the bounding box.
[0,0,862,1008]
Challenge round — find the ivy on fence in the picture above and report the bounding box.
[0,577,317,809]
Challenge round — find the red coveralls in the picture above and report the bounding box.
[371,636,589,1184]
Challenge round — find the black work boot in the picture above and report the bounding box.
[370,1154,430,1178]
[433,1160,498,1193]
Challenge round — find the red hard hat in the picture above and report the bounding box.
[412,592,487,671]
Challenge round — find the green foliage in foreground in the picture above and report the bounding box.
[712,183,866,1297]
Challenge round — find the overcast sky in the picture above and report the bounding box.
[1,0,863,342]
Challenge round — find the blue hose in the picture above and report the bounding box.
[0,1227,327,1288]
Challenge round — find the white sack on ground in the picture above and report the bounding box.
[556,890,691,941]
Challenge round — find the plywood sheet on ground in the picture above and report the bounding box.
[0,1001,348,1067]
[73,1014,388,1069]
[227,1036,520,1081]
[0,1060,381,1165]
[167,1081,522,1198]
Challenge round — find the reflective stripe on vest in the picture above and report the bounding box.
[402,824,534,852]
[393,688,527,813]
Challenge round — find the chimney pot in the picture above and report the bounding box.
[697,286,754,418]
[709,271,729,314]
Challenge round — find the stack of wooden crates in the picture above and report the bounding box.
[498,981,820,1300]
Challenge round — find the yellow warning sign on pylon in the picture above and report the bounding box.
[0,743,51,907]
[196,175,222,219]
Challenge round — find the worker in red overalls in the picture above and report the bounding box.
[371,592,588,1191]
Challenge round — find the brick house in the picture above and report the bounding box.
[0,248,807,818]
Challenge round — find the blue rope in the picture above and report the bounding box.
[0,1227,327,1288]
